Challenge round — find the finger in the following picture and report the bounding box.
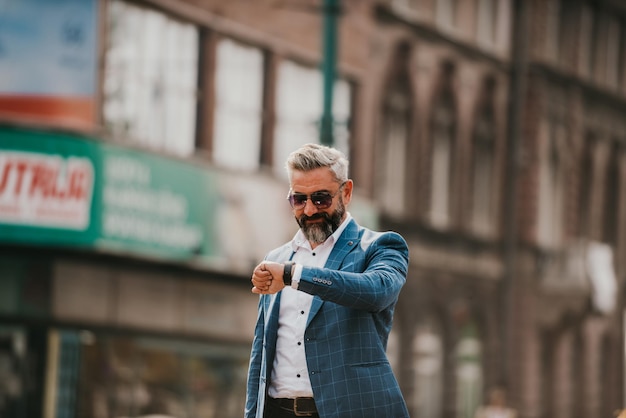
[253,272,272,283]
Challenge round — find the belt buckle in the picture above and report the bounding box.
[293,398,313,417]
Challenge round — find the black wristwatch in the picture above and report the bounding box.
[283,261,295,286]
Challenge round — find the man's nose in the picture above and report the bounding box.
[303,199,319,216]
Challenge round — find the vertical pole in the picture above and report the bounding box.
[501,0,528,391]
[321,0,339,146]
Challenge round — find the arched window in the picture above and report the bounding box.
[577,133,595,237]
[538,116,567,247]
[470,77,496,237]
[376,43,412,217]
[603,142,620,245]
[411,316,444,418]
[429,62,457,228]
[455,321,483,418]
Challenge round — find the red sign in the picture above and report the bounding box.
[0,151,94,229]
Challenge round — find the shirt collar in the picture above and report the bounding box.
[291,212,352,251]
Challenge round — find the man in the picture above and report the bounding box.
[245,143,409,418]
[473,387,517,418]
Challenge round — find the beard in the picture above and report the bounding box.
[296,198,345,245]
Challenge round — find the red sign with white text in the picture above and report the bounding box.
[0,151,94,230]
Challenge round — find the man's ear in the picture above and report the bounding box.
[342,179,354,205]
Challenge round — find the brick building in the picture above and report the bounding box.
[0,0,624,417]
[372,1,626,418]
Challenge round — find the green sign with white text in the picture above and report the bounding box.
[0,126,219,260]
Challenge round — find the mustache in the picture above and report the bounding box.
[300,213,330,222]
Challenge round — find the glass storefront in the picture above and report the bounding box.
[0,325,47,418]
[0,326,29,418]
[60,331,250,418]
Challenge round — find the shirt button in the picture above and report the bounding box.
[300,310,305,315]
[297,374,301,378]
[297,342,302,346]
[312,252,316,256]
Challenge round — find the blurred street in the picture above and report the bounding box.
[0,0,625,417]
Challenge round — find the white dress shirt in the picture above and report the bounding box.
[268,214,352,399]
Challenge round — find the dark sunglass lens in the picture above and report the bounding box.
[311,192,333,208]
[290,194,308,208]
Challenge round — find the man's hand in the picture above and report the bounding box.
[251,261,286,294]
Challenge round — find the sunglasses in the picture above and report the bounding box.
[287,182,346,210]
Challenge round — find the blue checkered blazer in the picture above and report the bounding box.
[245,219,410,418]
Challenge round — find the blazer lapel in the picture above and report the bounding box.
[324,219,361,270]
[306,219,361,327]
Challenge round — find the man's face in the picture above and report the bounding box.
[288,168,352,245]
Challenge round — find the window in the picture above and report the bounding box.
[619,22,626,90]
[557,0,579,67]
[476,0,497,47]
[212,39,264,171]
[455,323,482,418]
[537,118,567,247]
[377,43,412,217]
[587,6,605,81]
[436,0,458,29]
[0,326,30,418]
[103,0,199,156]
[546,0,561,60]
[75,333,251,418]
[470,78,496,237]
[578,4,595,76]
[602,142,620,245]
[391,0,423,18]
[429,64,457,228]
[411,317,444,418]
[577,134,595,237]
[606,17,621,87]
[273,60,351,178]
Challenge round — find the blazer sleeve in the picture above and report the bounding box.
[297,231,409,312]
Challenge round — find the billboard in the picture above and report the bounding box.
[0,126,219,260]
[0,0,98,129]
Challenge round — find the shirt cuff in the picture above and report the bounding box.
[291,264,303,289]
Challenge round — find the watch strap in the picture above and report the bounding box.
[283,261,295,286]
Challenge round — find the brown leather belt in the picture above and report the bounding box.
[268,397,317,416]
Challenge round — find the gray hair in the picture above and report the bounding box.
[285,143,349,184]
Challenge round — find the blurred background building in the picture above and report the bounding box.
[0,0,624,417]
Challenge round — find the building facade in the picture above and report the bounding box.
[0,0,625,418]
[372,1,626,418]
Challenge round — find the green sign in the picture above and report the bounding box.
[98,145,216,258]
[0,126,218,260]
